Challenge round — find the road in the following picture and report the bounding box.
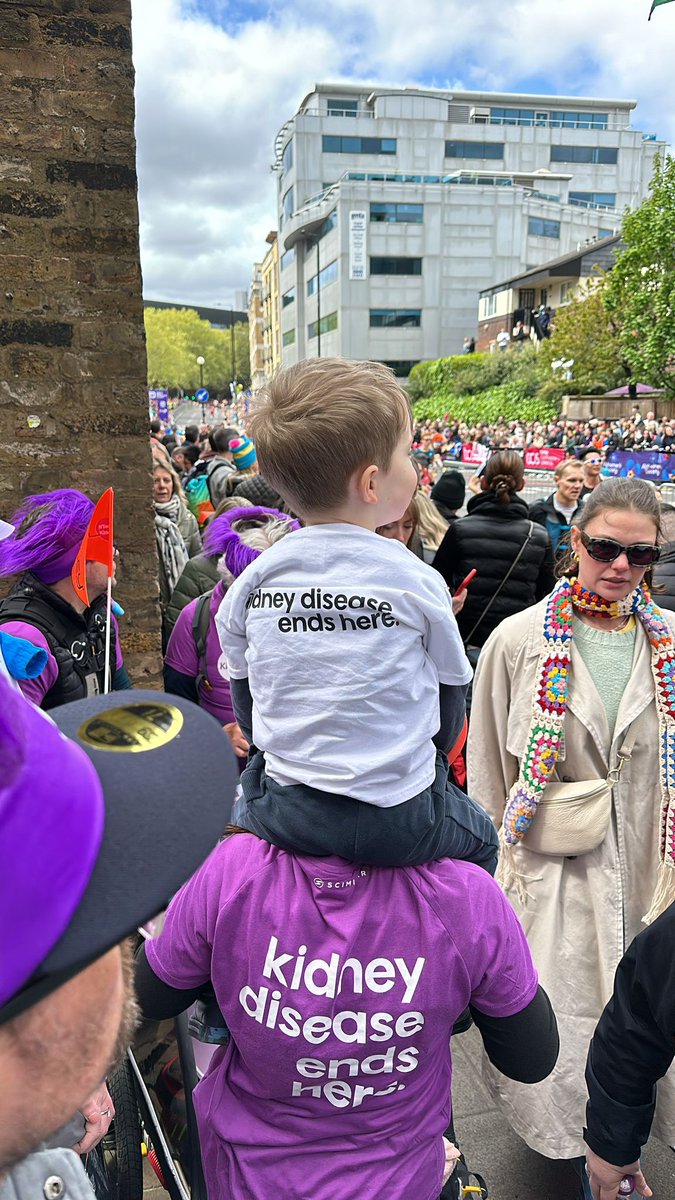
[452,1025,675,1199]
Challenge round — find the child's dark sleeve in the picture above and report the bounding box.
[230,677,253,742]
[433,682,468,752]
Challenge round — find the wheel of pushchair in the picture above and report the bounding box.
[95,1056,145,1200]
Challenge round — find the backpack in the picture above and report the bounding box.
[184,463,215,528]
[191,588,214,692]
[184,461,231,529]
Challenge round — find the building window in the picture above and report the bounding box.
[490,107,535,125]
[322,134,396,155]
[307,259,338,296]
[569,191,617,209]
[370,257,422,275]
[370,202,423,223]
[280,185,294,228]
[320,209,338,237]
[551,145,618,165]
[598,228,615,239]
[484,294,497,317]
[549,111,609,129]
[280,247,295,272]
[528,217,560,238]
[370,309,422,327]
[282,329,295,346]
[281,288,295,308]
[281,139,293,176]
[518,288,535,311]
[378,360,420,376]
[327,97,359,117]
[445,140,504,159]
[308,311,338,339]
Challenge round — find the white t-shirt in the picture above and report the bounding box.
[216,525,472,807]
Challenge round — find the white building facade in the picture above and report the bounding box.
[274,84,666,373]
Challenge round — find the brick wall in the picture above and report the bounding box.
[0,0,162,685]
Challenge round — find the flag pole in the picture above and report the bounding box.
[104,575,113,694]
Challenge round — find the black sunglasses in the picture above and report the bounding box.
[579,530,660,567]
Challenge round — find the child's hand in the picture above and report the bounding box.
[452,588,467,615]
[223,722,249,758]
[441,1137,461,1185]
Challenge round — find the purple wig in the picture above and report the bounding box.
[0,490,94,583]
[202,505,300,579]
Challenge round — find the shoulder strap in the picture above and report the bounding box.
[192,589,214,691]
[463,521,535,647]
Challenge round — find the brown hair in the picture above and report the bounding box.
[556,476,662,578]
[484,450,524,506]
[249,357,411,515]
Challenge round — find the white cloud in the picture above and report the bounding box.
[130,0,675,308]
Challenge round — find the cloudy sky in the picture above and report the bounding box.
[130,0,674,310]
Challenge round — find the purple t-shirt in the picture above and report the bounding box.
[164,581,235,726]
[1,614,123,706]
[147,836,538,1200]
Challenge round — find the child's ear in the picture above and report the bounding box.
[354,463,379,505]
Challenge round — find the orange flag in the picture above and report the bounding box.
[71,488,115,608]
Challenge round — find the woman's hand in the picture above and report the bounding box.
[585,1148,652,1199]
[223,722,250,758]
[452,588,467,615]
[72,1083,115,1155]
[441,1137,461,1185]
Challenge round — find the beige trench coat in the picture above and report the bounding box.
[468,598,675,1160]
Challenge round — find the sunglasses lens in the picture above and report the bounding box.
[587,538,619,562]
[628,546,658,566]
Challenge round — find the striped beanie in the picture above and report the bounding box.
[229,435,256,471]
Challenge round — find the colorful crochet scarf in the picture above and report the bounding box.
[503,576,675,921]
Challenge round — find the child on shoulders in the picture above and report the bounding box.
[216,357,497,872]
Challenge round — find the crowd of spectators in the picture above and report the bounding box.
[413,407,675,462]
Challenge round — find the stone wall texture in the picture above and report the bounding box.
[0,0,162,685]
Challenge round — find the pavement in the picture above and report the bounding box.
[452,1025,675,1199]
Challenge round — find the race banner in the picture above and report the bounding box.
[604,449,675,482]
[461,443,490,466]
[524,447,566,471]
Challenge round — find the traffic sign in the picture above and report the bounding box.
[196,388,209,403]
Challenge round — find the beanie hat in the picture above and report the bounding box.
[229,436,256,471]
[431,471,466,512]
[0,489,94,584]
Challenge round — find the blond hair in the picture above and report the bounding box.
[249,357,411,514]
[554,457,584,481]
[153,458,186,503]
[414,492,449,552]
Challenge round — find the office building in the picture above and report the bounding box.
[274,84,666,374]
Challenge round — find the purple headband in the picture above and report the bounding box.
[0,674,104,1006]
[0,489,94,583]
[203,505,300,579]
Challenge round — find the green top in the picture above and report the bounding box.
[572,615,637,739]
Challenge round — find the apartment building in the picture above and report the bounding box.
[274,84,666,374]
[249,232,281,389]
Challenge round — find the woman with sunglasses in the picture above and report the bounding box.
[467,477,675,1199]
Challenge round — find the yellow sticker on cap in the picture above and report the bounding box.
[77,703,183,752]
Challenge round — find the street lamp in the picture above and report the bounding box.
[196,355,206,424]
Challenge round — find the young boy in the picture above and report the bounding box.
[216,357,497,871]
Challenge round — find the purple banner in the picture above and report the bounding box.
[604,450,675,483]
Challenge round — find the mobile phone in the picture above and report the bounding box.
[455,568,477,594]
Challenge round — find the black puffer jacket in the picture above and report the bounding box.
[652,541,675,612]
[432,491,555,647]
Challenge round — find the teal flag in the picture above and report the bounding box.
[650,0,674,17]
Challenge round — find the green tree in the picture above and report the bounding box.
[605,153,675,394]
[144,307,250,390]
[540,273,626,396]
